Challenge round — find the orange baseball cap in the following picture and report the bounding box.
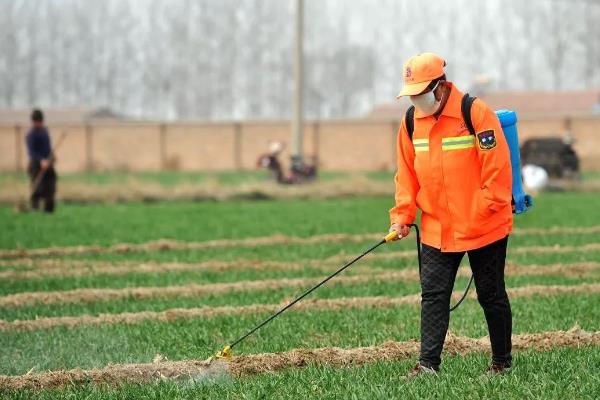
[396,53,446,98]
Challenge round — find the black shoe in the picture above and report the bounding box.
[487,362,511,374]
[407,363,438,377]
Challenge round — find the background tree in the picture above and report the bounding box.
[0,0,598,120]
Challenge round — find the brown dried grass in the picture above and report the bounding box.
[2,169,599,207]
[0,233,378,259]
[360,242,600,264]
[0,247,598,284]
[0,259,321,280]
[2,225,599,259]
[0,174,395,206]
[2,238,599,279]
[511,242,600,255]
[229,327,600,377]
[2,261,598,308]
[1,282,598,332]
[0,272,392,308]
[0,327,597,390]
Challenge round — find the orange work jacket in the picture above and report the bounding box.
[390,84,513,252]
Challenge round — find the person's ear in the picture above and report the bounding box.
[434,81,446,101]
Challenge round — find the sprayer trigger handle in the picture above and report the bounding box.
[384,230,399,242]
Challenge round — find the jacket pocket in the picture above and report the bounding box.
[460,190,495,239]
[474,190,494,220]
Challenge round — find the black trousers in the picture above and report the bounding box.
[27,161,56,213]
[419,236,512,369]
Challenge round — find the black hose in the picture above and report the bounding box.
[226,224,471,352]
[228,237,386,350]
[408,224,472,312]
[449,274,474,312]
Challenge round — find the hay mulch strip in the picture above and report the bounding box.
[0,175,395,206]
[1,261,598,308]
[2,282,598,332]
[0,260,318,281]
[0,234,377,259]
[229,327,599,376]
[356,243,600,264]
[1,237,600,279]
[1,225,599,259]
[3,240,600,279]
[0,274,386,308]
[0,327,597,390]
[3,173,599,206]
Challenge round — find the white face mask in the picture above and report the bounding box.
[410,81,442,116]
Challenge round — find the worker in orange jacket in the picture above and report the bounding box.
[389,53,513,375]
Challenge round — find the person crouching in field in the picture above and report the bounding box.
[388,53,513,375]
[26,109,57,213]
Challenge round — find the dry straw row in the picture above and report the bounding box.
[0,327,597,390]
[2,240,600,279]
[2,282,598,331]
[1,225,600,259]
[1,261,598,308]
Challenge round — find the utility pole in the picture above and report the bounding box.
[291,0,304,170]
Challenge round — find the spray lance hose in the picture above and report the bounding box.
[215,223,472,359]
[404,224,473,312]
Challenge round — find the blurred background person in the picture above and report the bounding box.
[26,109,57,213]
[257,141,288,184]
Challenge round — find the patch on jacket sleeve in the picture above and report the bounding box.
[477,130,497,150]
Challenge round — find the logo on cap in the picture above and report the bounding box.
[405,66,412,78]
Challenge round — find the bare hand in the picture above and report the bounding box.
[40,159,50,170]
[389,223,410,240]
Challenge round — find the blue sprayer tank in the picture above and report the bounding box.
[495,110,533,214]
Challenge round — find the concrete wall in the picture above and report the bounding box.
[1,114,598,172]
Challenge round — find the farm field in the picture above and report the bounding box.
[1,192,600,398]
[2,170,598,205]
[1,169,599,186]
[0,170,393,205]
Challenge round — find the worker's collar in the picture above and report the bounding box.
[414,83,464,119]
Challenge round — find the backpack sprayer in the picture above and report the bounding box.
[214,109,532,360]
[497,109,533,215]
[448,109,534,311]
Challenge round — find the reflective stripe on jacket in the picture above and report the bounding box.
[390,84,513,252]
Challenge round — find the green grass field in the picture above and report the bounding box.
[0,170,352,187]
[1,192,599,398]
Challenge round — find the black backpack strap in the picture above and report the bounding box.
[405,105,415,141]
[406,95,474,141]
[461,93,477,136]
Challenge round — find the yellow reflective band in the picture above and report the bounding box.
[413,138,429,152]
[442,136,475,144]
[443,142,475,150]
[442,136,475,151]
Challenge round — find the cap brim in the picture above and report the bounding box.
[396,80,432,98]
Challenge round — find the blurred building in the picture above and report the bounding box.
[0,107,123,125]
[1,95,599,174]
